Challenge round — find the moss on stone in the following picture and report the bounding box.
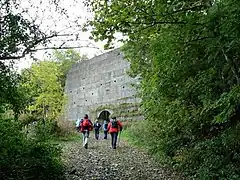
[90,102,142,120]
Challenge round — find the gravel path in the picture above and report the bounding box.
[62,133,184,180]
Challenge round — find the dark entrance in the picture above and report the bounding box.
[98,110,111,122]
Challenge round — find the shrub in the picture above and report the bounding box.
[177,123,240,179]
[129,119,240,179]
[0,118,64,180]
[126,120,151,148]
[56,118,75,137]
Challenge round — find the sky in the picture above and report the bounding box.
[15,0,121,71]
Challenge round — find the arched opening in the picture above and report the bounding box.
[98,110,111,122]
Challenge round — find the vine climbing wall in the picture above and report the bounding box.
[64,48,142,121]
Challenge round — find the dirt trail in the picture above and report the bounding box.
[62,133,184,180]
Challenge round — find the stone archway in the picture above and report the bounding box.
[98,110,111,122]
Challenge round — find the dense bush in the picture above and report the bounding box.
[128,120,240,179]
[55,118,76,137]
[0,118,64,180]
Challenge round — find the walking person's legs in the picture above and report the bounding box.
[82,132,85,147]
[104,130,107,139]
[83,131,89,149]
[85,131,89,148]
[95,130,99,140]
[95,130,98,140]
[113,132,118,149]
[110,133,114,148]
[96,130,99,140]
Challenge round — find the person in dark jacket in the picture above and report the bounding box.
[93,119,101,140]
[107,117,123,149]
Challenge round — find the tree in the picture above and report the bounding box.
[0,0,93,119]
[84,0,212,48]
[21,61,64,120]
[52,49,88,88]
[0,61,29,119]
[86,0,240,178]
[20,49,86,121]
[0,0,100,61]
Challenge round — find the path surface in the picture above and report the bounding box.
[62,133,184,180]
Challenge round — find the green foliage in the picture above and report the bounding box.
[33,119,75,140]
[122,121,149,147]
[0,62,28,118]
[55,118,76,137]
[0,1,46,60]
[87,0,240,178]
[176,124,240,179]
[0,2,82,179]
[52,49,88,88]
[21,61,65,120]
[0,118,64,180]
[20,50,87,121]
[34,120,59,139]
[0,0,74,61]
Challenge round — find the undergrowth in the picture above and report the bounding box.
[0,118,64,180]
[125,120,240,179]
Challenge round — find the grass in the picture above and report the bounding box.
[120,123,145,149]
[120,129,131,141]
[49,131,83,146]
[57,132,82,141]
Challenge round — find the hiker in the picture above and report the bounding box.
[93,119,101,140]
[80,114,93,149]
[75,118,82,132]
[103,120,108,139]
[108,117,123,149]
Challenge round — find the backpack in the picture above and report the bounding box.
[111,120,118,128]
[82,119,91,128]
[104,123,108,130]
[94,123,101,130]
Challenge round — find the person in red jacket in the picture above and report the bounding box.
[80,114,93,149]
[107,117,123,149]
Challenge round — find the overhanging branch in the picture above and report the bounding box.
[32,46,101,51]
[0,33,101,60]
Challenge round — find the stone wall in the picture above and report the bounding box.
[64,48,141,121]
